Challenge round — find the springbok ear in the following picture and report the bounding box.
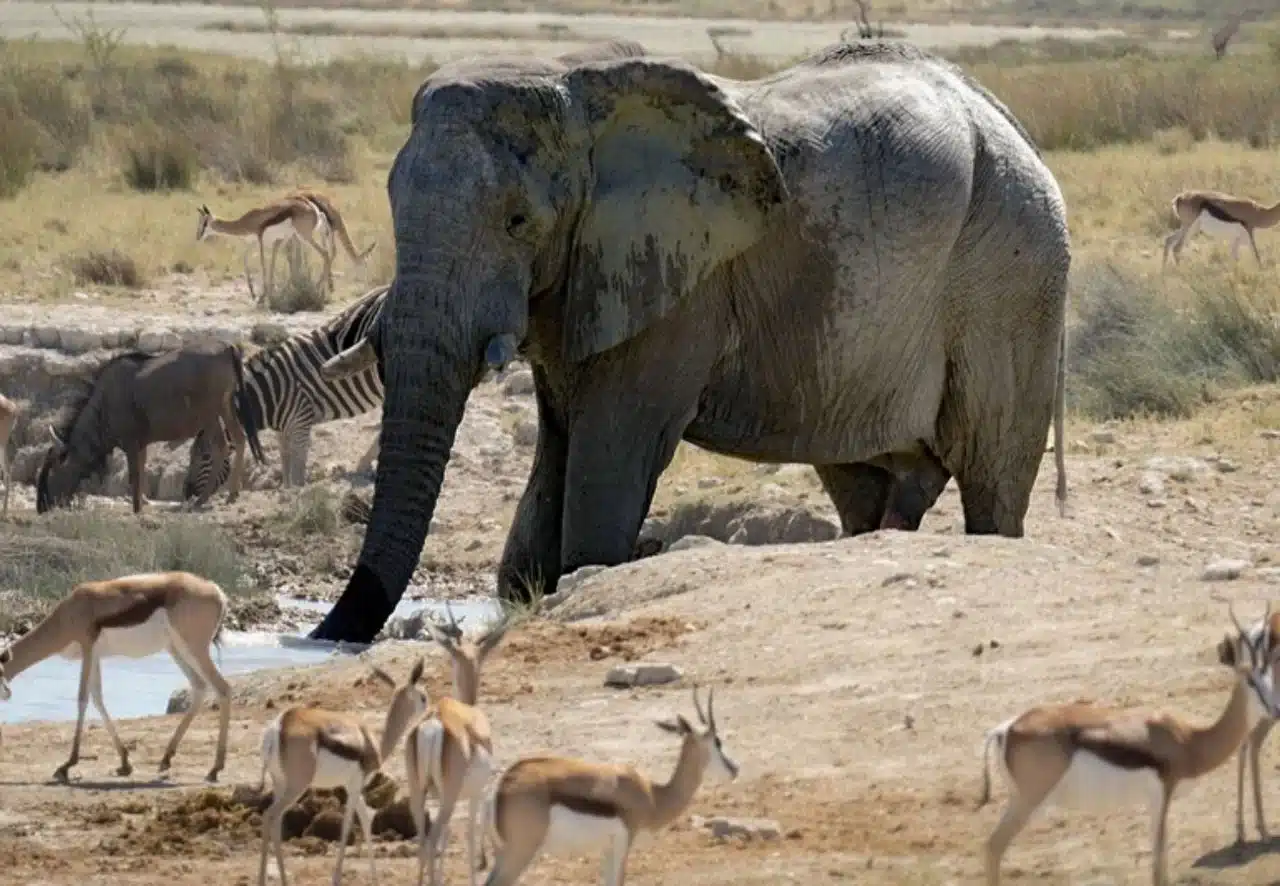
[655,714,693,736]
[1217,635,1239,667]
[560,57,787,363]
[369,666,397,689]
[425,621,458,651]
[409,657,426,685]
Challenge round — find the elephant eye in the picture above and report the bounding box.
[506,213,529,238]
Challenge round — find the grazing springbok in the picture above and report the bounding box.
[0,571,233,784]
[977,604,1280,886]
[480,686,739,886]
[0,391,17,517]
[1162,189,1280,269]
[256,658,430,886]
[35,339,264,515]
[408,604,513,886]
[1230,608,1280,844]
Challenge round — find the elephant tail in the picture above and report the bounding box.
[1053,322,1067,518]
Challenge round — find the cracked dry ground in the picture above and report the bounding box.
[3,386,1280,886]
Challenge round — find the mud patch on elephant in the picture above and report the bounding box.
[114,775,414,858]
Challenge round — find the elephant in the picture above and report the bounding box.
[308,39,1070,643]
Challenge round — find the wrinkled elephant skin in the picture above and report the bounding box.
[310,40,1071,643]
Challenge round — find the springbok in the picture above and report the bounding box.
[0,391,17,517]
[256,658,430,886]
[0,571,233,784]
[480,686,739,886]
[1229,607,1280,844]
[977,604,1280,886]
[1162,189,1280,269]
[408,604,513,886]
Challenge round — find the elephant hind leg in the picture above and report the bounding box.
[815,462,894,536]
[936,346,1057,538]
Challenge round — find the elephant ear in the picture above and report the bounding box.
[561,57,788,363]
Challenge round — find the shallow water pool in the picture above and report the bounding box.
[0,595,502,725]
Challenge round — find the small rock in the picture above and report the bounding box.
[1138,472,1165,496]
[1091,429,1116,445]
[1202,558,1251,582]
[167,688,191,714]
[1136,554,1160,567]
[697,477,723,490]
[1215,458,1240,474]
[667,535,724,552]
[1261,429,1280,440]
[604,663,683,688]
[511,419,538,447]
[501,369,535,396]
[699,816,782,841]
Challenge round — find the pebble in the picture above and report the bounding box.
[604,663,683,688]
[1202,558,1251,581]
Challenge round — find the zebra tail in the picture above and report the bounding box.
[232,346,266,464]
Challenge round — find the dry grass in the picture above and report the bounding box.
[0,510,252,632]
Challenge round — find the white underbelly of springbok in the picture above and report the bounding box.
[541,805,629,856]
[1196,211,1248,242]
[60,610,172,660]
[1045,750,1163,812]
[311,747,366,790]
[261,220,299,246]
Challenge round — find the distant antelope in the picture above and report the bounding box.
[1162,189,1280,269]
[0,391,17,517]
[408,604,513,886]
[977,604,1280,886]
[480,685,739,886]
[196,190,375,304]
[1230,608,1280,844]
[0,572,233,784]
[256,658,430,886]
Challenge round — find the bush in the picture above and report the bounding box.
[285,486,339,535]
[1067,263,1280,420]
[264,244,330,313]
[121,126,197,191]
[0,511,253,609]
[64,248,144,288]
[0,97,40,198]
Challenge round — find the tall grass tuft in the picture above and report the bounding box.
[1067,263,1280,419]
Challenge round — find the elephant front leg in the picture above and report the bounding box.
[498,391,568,603]
[880,447,952,531]
[559,399,693,585]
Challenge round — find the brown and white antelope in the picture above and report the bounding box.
[0,571,233,784]
[407,604,513,886]
[0,391,18,517]
[256,658,430,886]
[1162,189,1280,269]
[479,685,739,886]
[1229,607,1280,844]
[977,604,1280,886]
[196,190,374,304]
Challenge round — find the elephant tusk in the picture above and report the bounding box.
[320,338,378,380]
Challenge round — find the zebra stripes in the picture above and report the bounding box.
[184,283,389,500]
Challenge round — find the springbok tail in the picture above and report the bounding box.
[977,718,1014,809]
[258,721,279,795]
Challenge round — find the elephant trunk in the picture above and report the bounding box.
[309,273,477,643]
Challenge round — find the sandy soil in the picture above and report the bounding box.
[3,371,1280,884]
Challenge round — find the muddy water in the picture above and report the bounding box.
[0,594,503,725]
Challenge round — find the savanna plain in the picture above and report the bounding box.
[3,1,1280,884]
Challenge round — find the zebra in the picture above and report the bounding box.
[183,282,389,501]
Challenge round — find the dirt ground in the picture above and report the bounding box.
[3,377,1280,884]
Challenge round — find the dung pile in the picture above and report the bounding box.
[120,773,417,857]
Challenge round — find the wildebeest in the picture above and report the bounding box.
[36,339,265,514]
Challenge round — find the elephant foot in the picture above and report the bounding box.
[158,756,172,774]
[308,563,396,644]
[205,767,221,784]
